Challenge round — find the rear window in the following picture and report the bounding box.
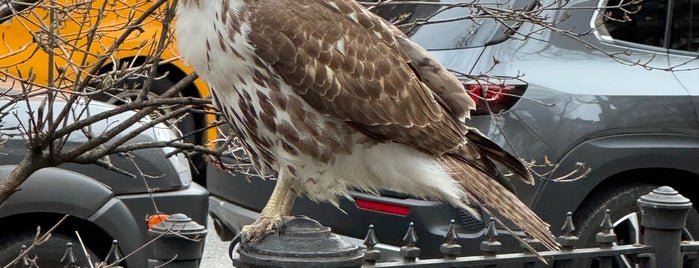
[601,0,698,53]
[367,0,535,50]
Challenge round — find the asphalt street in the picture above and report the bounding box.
[200,215,233,268]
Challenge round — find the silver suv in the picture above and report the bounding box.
[0,89,209,268]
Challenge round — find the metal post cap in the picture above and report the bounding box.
[638,186,692,230]
[637,186,692,210]
[150,213,206,235]
[237,216,364,268]
[148,213,207,261]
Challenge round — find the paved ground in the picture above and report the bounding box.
[200,215,233,268]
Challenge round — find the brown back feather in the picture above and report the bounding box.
[245,0,469,155]
[394,35,475,121]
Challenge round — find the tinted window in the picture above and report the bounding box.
[368,0,534,50]
[670,0,698,51]
[602,0,698,53]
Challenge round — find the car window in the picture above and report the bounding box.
[368,0,535,50]
[670,0,698,52]
[601,0,698,53]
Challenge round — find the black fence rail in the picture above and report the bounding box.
[231,186,699,268]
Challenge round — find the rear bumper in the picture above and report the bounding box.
[107,183,209,267]
[117,182,210,232]
[206,163,525,260]
[208,194,527,261]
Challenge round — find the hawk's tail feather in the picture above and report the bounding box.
[465,130,534,185]
[439,156,559,253]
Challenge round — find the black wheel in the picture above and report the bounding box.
[0,231,100,268]
[574,183,699,268]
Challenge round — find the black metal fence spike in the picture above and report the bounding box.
[400,222,421,262]
[600,209,613,233]
[19,245,30,268]
[441,219,462,258]
[105,239,124,265]
[364,224,378,248]
[402,222,418,246]
[363,224,382,264]
[486,218,498,241]
[444,219,459,243]
[556,212,579,250]
[60,242,76,267]
[480,218,502,256]
[561,211,576,235]
[596,209,617,247]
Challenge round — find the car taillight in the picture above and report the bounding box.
[355,199,411,216]
[464,82,527,115]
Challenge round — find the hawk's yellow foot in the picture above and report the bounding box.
[241,169,297,242]
[240,215,295,242]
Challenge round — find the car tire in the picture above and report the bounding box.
[574,183,699,268]
[0,232,100,268]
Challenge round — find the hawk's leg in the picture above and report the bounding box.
[241,169,296,242]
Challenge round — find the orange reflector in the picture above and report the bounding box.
[355,199,410,216]
[147,213,170,229]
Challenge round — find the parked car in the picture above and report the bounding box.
[0,0,214,184]
[0,85,209,268]
[207,0,699,264]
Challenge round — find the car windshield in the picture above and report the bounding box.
[368,0,535,50]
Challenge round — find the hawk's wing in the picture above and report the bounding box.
[245,0,474,155]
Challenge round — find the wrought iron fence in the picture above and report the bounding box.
[231,186,699,268]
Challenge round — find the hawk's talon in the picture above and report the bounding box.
[240,215,293,242]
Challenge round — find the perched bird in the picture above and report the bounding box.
[175,0,559,251]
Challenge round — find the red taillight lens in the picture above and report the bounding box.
[355,199,411,216]
[465,83,526,115]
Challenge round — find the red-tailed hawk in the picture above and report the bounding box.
[175,0,558,251]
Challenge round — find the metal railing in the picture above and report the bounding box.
[231,186,699,268]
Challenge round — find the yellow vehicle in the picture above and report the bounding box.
[0,0,211,182]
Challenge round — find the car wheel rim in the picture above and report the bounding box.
[612,212,641,267]
[611,211,693,267]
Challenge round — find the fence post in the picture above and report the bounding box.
[638,186,692,268]
[232,215,364,268]
[148,213,207,268]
